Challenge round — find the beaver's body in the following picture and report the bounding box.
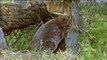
[27,16,71,52]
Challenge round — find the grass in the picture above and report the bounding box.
[0,3,107,60]
[78,3,107,60]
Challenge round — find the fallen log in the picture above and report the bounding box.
[0,3,57,35]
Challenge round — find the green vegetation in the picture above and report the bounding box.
[1,3,107,60]
[79,4,107,60]
[0,0,12,3]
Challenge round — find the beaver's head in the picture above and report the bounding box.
[54,15,72,32]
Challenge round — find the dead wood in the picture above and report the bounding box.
[0,3,57,35]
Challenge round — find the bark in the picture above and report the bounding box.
[66,1,79,54]
[0,3,57,35]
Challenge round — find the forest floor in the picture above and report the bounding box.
[0,4,107,60]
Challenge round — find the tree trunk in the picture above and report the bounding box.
[66,1,79,54]
[0,27,8,50]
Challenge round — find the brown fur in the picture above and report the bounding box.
[27,16,71,53]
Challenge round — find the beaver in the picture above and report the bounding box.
[27,15,72,53]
